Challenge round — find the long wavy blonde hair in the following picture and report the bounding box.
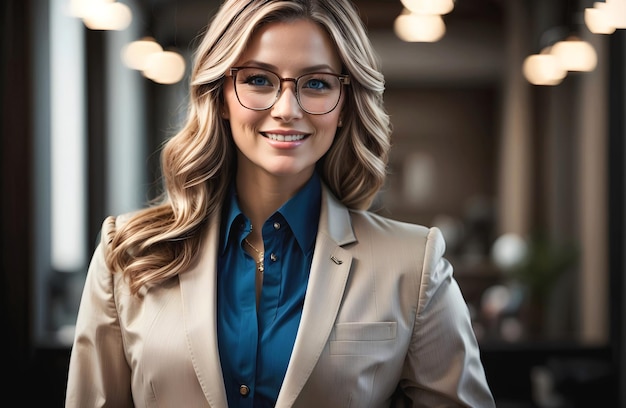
[106,0,391,294]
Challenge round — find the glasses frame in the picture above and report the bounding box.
[228,66,351,115]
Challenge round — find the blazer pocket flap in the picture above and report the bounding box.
[332,322,397,341]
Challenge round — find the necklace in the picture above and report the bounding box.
[244,238,264,273]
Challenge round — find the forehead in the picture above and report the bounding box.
[236,19,342,72]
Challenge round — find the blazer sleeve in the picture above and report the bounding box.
[398,227,496,407]
[65,216,134,408]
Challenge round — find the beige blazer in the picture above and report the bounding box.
[65,185,495,407]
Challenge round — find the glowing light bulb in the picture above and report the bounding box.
[394,12,446,42]
[400,0,455,15]
[606,0,626,28]
[121,37,163,71]
[585,2,616,34]
[550,37,597,72]
[523,53,567,86]
[143,51,186,85]
[82,0,132,31]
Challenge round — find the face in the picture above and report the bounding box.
[223,19,345,183]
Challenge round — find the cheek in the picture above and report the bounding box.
[313,119,340,153]
[320,110,343,132]
[333,97,347,126]
[322,118,340,134]
[223,87,258,128]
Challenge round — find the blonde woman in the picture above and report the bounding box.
[65,0,495,406]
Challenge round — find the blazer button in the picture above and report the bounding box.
[239,384,250,397]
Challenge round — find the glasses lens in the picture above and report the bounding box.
[297,73,342,114]
[233,68,344,114]
[234,68,280,110]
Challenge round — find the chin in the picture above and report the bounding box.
[264,163,314,179]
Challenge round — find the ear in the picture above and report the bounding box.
[221,109,230,120]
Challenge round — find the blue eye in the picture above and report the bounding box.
[304,78,329,90]
[245,75,272,87]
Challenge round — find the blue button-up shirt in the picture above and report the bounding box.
[217,173,321,407]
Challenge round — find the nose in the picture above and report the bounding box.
[271,82,303,121]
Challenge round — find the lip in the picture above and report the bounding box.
[261,130,311,144]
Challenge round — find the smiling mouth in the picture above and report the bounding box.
[262,133,308,142]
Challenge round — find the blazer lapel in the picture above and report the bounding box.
[178,216,228,408]
[275,186,356,407]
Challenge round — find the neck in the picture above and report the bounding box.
[235,167,313,231]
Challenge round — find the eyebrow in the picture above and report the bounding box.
[236,60,339,74]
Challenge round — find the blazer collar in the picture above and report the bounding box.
[318,183,357,246]
[179,183,356,407]
[178,215,228,408]
[275,184,356,407]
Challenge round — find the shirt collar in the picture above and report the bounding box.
[279,172,321,254]
[220,184,246,255]
[220,172,321,255]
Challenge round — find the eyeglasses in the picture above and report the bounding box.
[228,66,350,115]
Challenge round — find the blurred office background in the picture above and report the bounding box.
[2,0,625,406]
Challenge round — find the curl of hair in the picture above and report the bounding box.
[105,0,391,295]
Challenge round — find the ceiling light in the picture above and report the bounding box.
[394,12,446,42]
[400,0,455,15]
[550,36,597,72]
[143,51,186,85]
[121,37,163,71]
[523,52,567,86]
[585,2,616,34]
[82,0,132,31]
[606,0,626,28]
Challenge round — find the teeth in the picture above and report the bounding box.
[265,133,306,142]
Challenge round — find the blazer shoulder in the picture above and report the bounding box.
[96,211,144,252]
[349,209,429,237]
[349,209,447,257]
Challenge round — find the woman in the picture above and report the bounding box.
[65,0,496,407]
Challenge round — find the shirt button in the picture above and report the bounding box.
[270,253,277,262]
[273,222,281,230]
[239,384,250,397]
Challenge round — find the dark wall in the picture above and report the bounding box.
[608,29,626,407]
[2,3,71,405]
[2,0,34,382]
